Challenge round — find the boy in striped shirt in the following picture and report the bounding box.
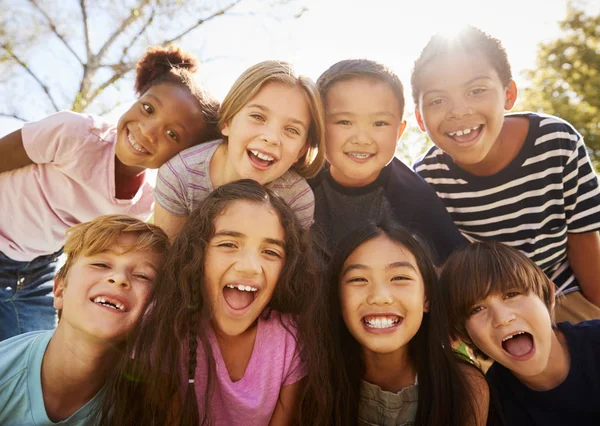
[412,26,600,323]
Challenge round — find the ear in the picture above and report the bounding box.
[221,122,230,137]
[396,120,407,141]
[423,295,430,313]
[53,277,66,311]
[415,108,426,132]
[294,141,310,163]
[504,80,518,110]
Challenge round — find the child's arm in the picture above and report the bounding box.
[0,129,33,173]
[153,203,188,241]
[567,231,600,307]
[268,381,303,426]
[459,364,489,426]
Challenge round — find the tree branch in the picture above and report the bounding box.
[27,0,83,65]
[161,0,244,46]
[79,0,92,61]
[95,0,152,64]
[1,43,60,112]
[86,68,133,107]
[0,112,28,122]
[118,7,155,64]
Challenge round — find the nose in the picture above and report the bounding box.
[446,99,473,120]
[139,119,158,145]
[366,281,393,306]
[234,250,261,276]
[490,302,516,328]
[349,125,373,146]
[106,270,130,289]
[261,123,280,147]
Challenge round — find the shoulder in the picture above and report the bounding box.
[269,170,313,204]
[413,145,450,173]
[162,139,221,172]
[385,157,447,203]
[25,111,112,139]
[558,320,600,346]
[0,331,51,386]
[522,112,581,149]
[260,311,299,341]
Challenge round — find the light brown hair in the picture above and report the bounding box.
[218,61,326,178]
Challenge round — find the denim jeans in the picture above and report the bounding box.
[0,249,63,341]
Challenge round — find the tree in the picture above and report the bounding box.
[0,0,306,122]
[518,2,600,165]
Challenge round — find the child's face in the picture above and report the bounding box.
[464,290,554,380]
[221,82,311,185]
[325,78,406,187]
[340,234,428,357]
[415,52,517,171]
[116,83,206,170]
[54,234,163,342]
[205,200,285,337]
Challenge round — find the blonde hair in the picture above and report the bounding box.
[55,215,170,318]
[218,60,326,178]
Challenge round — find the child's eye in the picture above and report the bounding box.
[428,98,444,107]
[216,242,237,249]
[374,121,389,127]
[504,291,521,299]
[166,129,179,141]
[469,305,484,316]
[142,103,154,114]
[391,275,411,282]
[335,120,351,126]
[346,276,367,284]
[250,113,265,122]
[263,249,282,258]
[91,262,109,268]
[286,127,301,136]
[134,273,152,282]
[469,87,487,96]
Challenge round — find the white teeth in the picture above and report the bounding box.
[502,331,526,342]
[128,132,149,154]
[364,316,399,329]
[225,284,258,292]
[93,296,125,311]
[250,150,275,161]
[347,152,372,159]
[448,125,480,137]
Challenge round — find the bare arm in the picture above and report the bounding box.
[567,231,600,307]
[268,381,303,426]
[460,364,489,426]
[0,129,33,173]
[153,202,188,241]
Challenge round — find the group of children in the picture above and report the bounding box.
[0,25,599,426]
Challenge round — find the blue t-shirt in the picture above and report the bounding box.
[486,320,600,425]
[0,330,102,425]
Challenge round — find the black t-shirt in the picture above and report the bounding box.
[308,158,467,265]
[487,320,600,426]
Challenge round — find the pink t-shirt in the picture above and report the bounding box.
[0,111,154,261]
[193,311,306,426]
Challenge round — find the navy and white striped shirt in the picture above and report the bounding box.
[414,112,600,295]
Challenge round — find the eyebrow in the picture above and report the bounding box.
[213,230,286,249]
[342,260,416,276]
[328,111,398,119]
[98,250,160,272]
[246,104,308,131]
[146,94,189,138]
[422,75,494,96]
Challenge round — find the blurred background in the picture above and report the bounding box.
[1,0,599,167]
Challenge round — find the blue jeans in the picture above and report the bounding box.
[0,250,62,341]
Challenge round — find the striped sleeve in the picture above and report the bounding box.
[153,154,190,216]
[269,172,315,229]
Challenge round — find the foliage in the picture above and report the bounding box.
[518,2,600,166]
[0,0,305,121]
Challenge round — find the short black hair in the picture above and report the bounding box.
[317,59,405,119]
[411,26,512,107]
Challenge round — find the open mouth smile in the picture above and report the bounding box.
[247,149,277,170]
[91,295,128,312]
[501,331,535,359]
[362,314,402,333]
[127,130,150,155]
[222,282,260,314]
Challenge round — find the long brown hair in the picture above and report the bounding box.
[328,221,485,426]
[98,179,335,426]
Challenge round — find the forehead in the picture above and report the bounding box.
[419,52,502,94]
[143,83,205,125]
[80,234,163,262]
[343,234,417,270]
[246,81,311,125]
[214,200,284,240]
[325,77,401,117]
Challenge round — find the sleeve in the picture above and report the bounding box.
[153,156,190,216]
[21,111,92,165]
[282,178,315,230]
[562,135,600,233]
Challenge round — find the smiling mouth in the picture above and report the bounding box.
[346,152,374,160]
[248,149,276,168]
[92,296,127,312]
[223,284,258,311]
[502,331,534,358]
[127,130,150,154]
[362,315,401,329]
[445,125,483,143]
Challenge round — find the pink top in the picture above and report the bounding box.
[193,311,306,426]
[0,111,154,261]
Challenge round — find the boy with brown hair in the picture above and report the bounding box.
[309,59,465,263]
[0,215,169,425]
[440,241,600,425]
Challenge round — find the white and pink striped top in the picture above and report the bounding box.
[154,139,314,228]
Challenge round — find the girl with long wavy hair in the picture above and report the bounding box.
[98,179,335,426]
